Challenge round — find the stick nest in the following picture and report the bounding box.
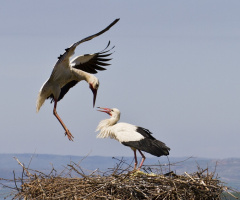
[1,157,237,199]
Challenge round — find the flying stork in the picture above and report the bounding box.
[36,19,120,141]
[96,107,170,170]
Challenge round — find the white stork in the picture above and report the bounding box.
[96,107,170,170]
[36,19,120,141]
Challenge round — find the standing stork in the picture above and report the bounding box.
[36,19,120,141]
[96,107,170,170]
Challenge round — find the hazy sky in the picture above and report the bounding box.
[1,1,239,159]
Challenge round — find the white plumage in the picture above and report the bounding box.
[96,107,170,169]
[97,121,145,142]
[36,19,120,141]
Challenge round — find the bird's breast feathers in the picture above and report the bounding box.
[97,122,145,143]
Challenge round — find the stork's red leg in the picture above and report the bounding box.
[133,149,138,169]
[53,100,74,141]
[138,150,146,169]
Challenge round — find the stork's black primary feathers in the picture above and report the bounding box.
[122,126,170,157]
[72,41,114,74]
[136,127,155,139]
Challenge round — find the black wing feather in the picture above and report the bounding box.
[72,41,114,74]
[97,57,112,62]
[136,127,155,139]
[92,65,107,71]
[97,53,112,58]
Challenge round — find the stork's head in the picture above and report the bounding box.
[89,77,99,107]
[97,107,121,119]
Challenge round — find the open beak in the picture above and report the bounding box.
[90,84,98,107]
[97,107,112,116]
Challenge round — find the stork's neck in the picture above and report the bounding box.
[78,70,92,83]
[100,114,119,127]
[71,68,92,83]
[84,73,93,84]
[96,115,120,139]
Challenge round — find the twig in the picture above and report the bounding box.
[223,187,239,199]
[13,170,20,192]
[13,157,32,177]
[184,172,195,182]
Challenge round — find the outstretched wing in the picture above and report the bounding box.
[55,18,119,67]
[47,19,119,102]
[70,41,114,74]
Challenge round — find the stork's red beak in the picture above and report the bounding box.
[97,107,112,116]
[90,84,98,107]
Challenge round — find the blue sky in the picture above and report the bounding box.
[0,1,240,159]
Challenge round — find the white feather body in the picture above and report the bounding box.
[96,120,144,143]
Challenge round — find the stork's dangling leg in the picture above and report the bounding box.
[138,150,146,169]
[53,100,74,141]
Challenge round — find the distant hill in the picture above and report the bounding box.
[0,153,239,191]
